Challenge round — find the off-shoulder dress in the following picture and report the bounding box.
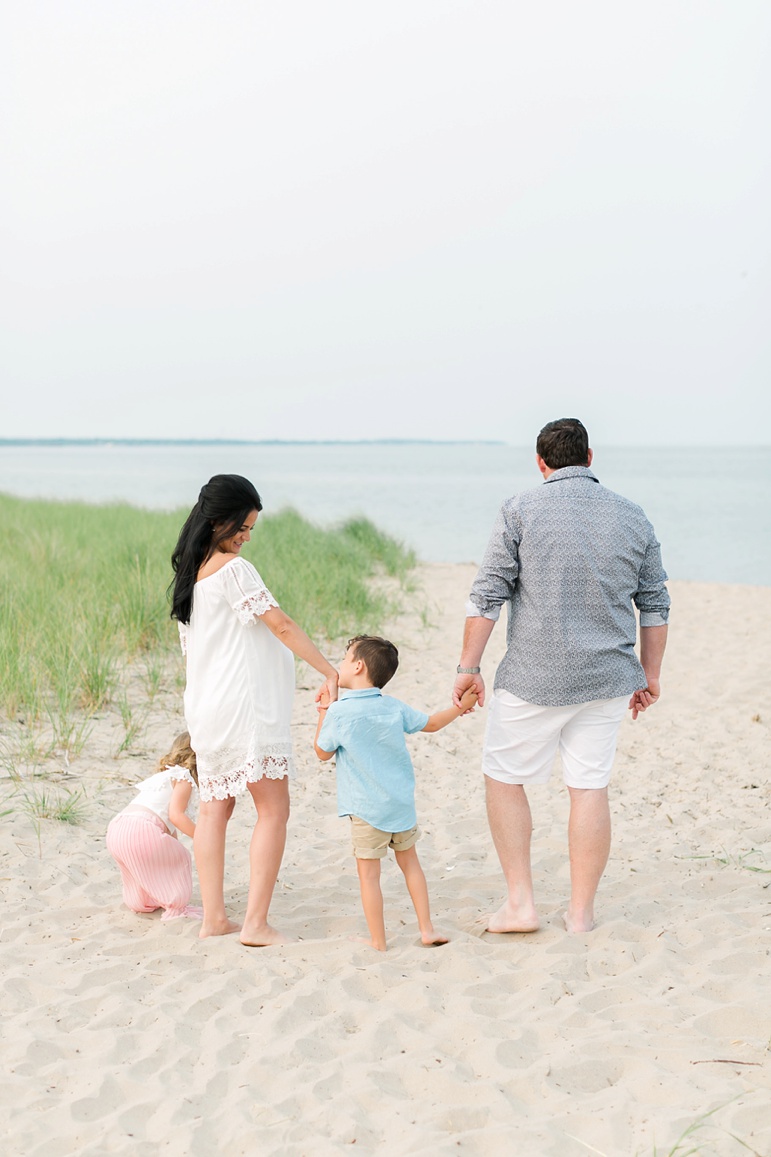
[179,556,295,802]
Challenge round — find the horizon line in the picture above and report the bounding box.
[2,437,770,450]
[0,437,508,447]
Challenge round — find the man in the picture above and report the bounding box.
[453,418,669,933]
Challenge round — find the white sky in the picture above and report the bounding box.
[1,1,769,445]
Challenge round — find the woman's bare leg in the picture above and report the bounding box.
[194,798,240,938]
[240,776,291,946]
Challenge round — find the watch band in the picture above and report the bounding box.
[456,666,481,674]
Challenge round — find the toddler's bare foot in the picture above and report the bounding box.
[199,917,241,939]
[563,906,595,934]
[420,928,449,947]
[161,904,204,922]
[486,901,539,934]
[240,922,292,947]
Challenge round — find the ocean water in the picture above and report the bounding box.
[1,441,769,585]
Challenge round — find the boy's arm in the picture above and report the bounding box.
[422,687,478,733]
[313,686,336,760]
[314,708,335,760]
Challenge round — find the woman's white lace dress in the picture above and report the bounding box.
[179,557,295,801]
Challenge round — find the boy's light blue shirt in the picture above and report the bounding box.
[317,687,429,832]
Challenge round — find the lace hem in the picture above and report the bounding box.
[198,745,293,802]
[233,591,279,625]
[178,622,188,655]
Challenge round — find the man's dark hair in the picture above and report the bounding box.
[347,635,399,689]
[536,418,590,469]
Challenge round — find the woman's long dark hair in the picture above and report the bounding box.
[169,474,262,624]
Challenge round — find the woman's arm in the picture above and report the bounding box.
[261,606,339,701]
[168,780,195,838]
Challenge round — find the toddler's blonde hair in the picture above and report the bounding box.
[158,731,198,787]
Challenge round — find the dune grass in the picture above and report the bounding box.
[0,493,415,768]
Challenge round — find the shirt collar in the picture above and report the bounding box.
[544,466,599,485]
[339,687,383,700]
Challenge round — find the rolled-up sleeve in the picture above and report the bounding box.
[634,534,670,626]
[468,502,521,619]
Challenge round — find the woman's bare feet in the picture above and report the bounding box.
[563,906,595,933]
[199,917,241,939]
[350,935,386,952]
[240,922,291,947]
[486,901,539,934]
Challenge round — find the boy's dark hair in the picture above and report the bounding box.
[536,418,590,469]
[347,635,399,689]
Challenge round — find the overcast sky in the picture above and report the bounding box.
[2,1,769,445]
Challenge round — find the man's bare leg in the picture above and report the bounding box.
[485,777,539,932]
[565,785,610,933]
[240,776,292,947]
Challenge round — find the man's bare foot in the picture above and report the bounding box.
[486,901,539,934]
[420,927,449,947]
[563,907,595,934]
[199,918,241,939]
[240,923,292,947]
[349,935,386,952]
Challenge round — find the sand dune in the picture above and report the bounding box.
[1,568,769,1155]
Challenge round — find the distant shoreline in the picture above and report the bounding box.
[2,439,764,450]
[0,438,509,448]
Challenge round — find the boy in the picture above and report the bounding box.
[314,635,478,952]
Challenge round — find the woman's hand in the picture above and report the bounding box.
[316,671,339,706]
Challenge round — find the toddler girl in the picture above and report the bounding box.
[106,731,205,921]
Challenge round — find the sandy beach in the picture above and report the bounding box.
[1,566,769,1156]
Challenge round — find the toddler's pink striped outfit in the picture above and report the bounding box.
[106,767,201,920]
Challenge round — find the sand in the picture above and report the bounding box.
[1,568,769,1156]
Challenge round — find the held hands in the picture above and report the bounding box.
[316,679,336,711]
[458,686,479,714]
[453,672,485,709]
[629,677,661,720]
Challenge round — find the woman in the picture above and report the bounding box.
[170,474,338,943]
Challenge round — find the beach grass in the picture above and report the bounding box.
[0,494,415,766]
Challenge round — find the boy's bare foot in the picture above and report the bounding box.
[240,923,292,947]
[199,918,241,939]
[485,901,540,934]
[420,929,449,947]
[563,906,595,934]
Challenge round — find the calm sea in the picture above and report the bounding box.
[1,441,769,585]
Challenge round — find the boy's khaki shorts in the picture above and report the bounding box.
[350,816,421,860]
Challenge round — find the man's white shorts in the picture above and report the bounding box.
[482,689,629,790]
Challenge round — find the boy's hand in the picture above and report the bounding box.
[459,686,478,714]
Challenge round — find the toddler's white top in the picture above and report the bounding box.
[130,766,198,835]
